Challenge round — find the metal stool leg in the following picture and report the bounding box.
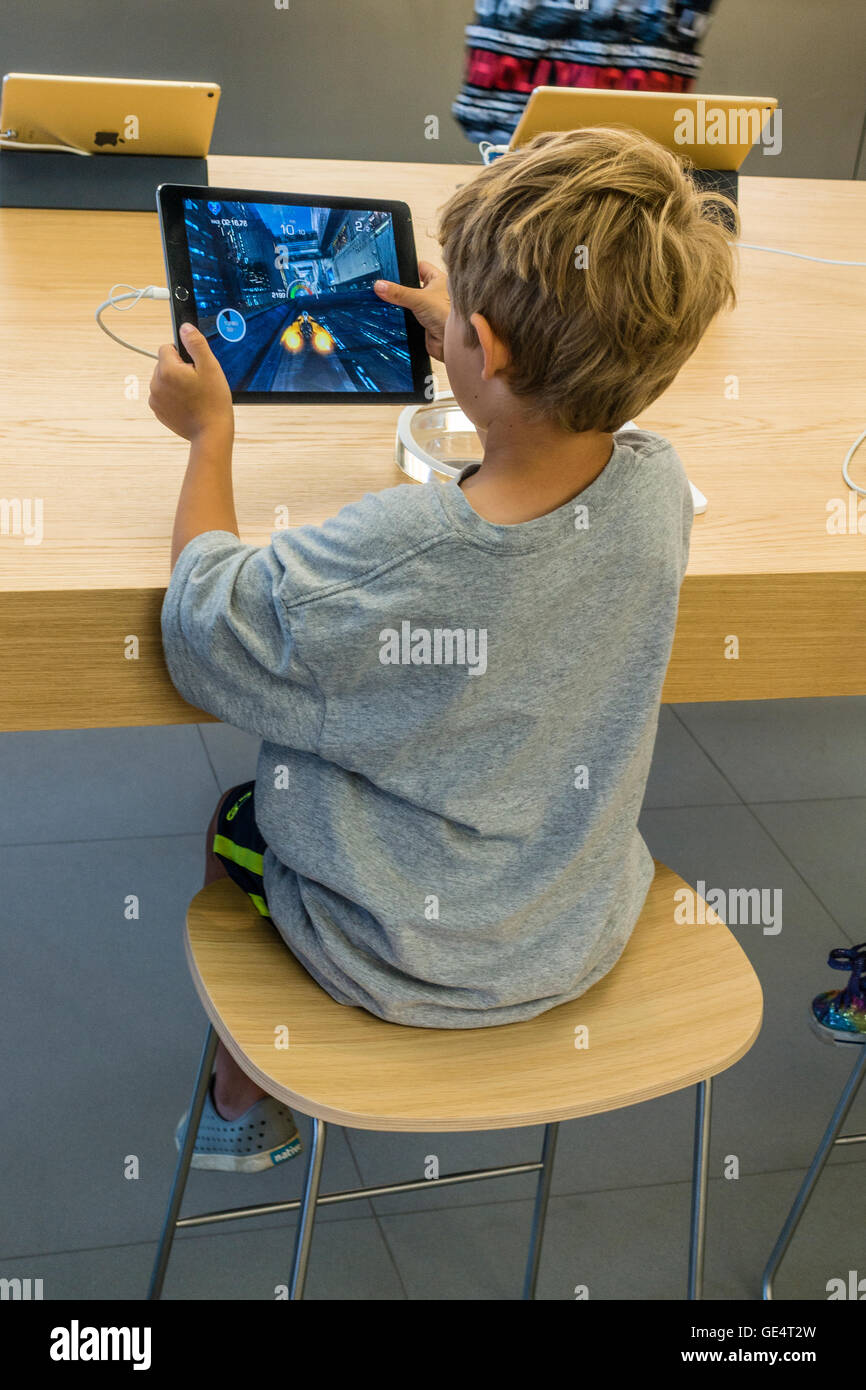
[522,1121,559,1300]
[148,1023,219,1300]
[289,1116,328,1300]
[688,1077,712,1300]
[763,1045,866,1300]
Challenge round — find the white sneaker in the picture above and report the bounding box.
[175,1078,303,1173]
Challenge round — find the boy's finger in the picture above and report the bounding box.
[179,321,212,365]
[157,343,182,370]
[374,278,413,306]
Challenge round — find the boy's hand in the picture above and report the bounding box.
[374,261,450,361]
[148,323,234,442]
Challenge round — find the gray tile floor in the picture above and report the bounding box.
[1,699,864,1301]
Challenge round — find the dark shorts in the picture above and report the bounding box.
[213,781,271,918]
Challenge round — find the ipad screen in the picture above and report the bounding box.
[181,195,417,396]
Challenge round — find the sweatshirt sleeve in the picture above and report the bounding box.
[160,530,325,745]
[159,486,444,743]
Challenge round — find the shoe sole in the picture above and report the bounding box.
[175,1124,303,1173]
[809,1013,866,1047]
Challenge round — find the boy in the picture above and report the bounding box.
[151,127,737,1170]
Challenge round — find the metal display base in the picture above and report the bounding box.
[690,168,738,232]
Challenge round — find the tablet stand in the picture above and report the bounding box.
[690,168,738,232]
[0,151,208,211]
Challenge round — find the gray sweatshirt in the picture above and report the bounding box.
[161,427,692,1027]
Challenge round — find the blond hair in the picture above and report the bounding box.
[438,126,739,432]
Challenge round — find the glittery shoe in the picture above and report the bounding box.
[811,943,866,1044]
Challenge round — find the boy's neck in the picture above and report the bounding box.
[459,416,616,525]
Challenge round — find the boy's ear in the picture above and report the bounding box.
[470,312,511,380]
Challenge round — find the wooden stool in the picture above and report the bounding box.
[148,862,762,1301]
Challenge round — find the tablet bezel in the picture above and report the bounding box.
[157,182,432,404]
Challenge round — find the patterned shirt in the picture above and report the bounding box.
[453,0,720,145]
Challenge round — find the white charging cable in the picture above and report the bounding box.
[737,241,866,268]
[0,128,92,155]
[842,428,866,497]
[95,284,169,359]
[478,141,510,165]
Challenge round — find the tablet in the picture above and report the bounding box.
[1,74,220,156]
[510,88,777,171]
[157,184,431,403]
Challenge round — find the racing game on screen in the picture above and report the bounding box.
[183,198,414,393]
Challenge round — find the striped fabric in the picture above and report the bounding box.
[453,1,720,145]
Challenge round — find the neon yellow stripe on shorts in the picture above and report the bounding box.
[212,833,265,876]
[249,893,271,917]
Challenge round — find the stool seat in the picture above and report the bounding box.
[185,861,763,1133]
